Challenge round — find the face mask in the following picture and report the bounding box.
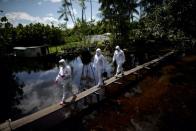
[59,63,64,66]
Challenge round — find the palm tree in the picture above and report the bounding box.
[58,0,76,25]
[89,0,93,21]
[78,0,86,22]
[139,0,164,14]
[98,0,132,46]
[69,0,76,23]
[129,0,139,22]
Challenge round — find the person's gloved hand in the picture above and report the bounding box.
[93,65,96,70]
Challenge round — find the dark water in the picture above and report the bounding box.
[0,50,146,123]
[0,56,113,123]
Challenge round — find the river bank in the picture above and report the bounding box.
[84,52,196,131]
[50,50,196,131]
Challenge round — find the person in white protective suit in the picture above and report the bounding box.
[55,59,74,105]
[93,48,106,87]
[112,45,125,77]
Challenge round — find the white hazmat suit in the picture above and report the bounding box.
[55,59,72,104]
[93,48,106,86]
[113,46,125,76]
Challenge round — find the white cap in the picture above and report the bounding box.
[59,59,65,64]
[115,45,120,50]
[96,48,101,53]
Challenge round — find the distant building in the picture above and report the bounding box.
[13,45,49,57]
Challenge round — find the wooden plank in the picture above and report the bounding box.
[66,76,121,103]
[0,121,11,131]
[113,82,123,85]
[6,77,120,130]
[144,66,151,70]
[0,75,122,130]
[0,51,175,131]
[11,104,62,129]
[66,85,100,102]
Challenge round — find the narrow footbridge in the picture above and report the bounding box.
[0,51,175,131]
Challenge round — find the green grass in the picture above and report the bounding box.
[48,41,88,54]
[49,40,105,54]
[49,45,65,53]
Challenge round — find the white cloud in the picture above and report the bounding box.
[37,1,42,5]
[16,79,61,114]
[47,13,54,17]
[5,11,65,27]
[87,15,100,22]
[72,8,78,16]
[67,22,74,28]
[36,0,62,5]
[50,0,62,3]
[42,0,62,3]
[6,12,37,22]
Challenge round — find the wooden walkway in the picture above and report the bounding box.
[0,51,174,131]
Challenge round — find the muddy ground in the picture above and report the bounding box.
[52,51,196,131]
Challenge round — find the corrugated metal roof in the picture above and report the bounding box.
[13,47,27,50]
[13,45,48,50]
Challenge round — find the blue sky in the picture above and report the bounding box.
[0,0,101,28]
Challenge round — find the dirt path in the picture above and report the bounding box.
[85,54,196,131]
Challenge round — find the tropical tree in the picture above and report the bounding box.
[99,0,132,47]
[139,0,164,14]
[58,0,76,26]
[78,0,86,22]
[89,0,93,21]
[0,16,14,54]
[129,0,139,22]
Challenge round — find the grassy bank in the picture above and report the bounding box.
[49,41,105,54]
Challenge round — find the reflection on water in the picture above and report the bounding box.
[10,56,113,120]
[0,52,144,122]
[15,68,60,114]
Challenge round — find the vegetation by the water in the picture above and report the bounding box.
[0,0,196,127]
[0,0,196,55]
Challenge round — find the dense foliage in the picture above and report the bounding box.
[0,18,64,55]
[98,0,196,50]
[98,0,138,47]
[1,0,196,55]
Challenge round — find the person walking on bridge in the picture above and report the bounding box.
[55,59,74,105]
[93,48,106,87]
[112,45,125,77]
